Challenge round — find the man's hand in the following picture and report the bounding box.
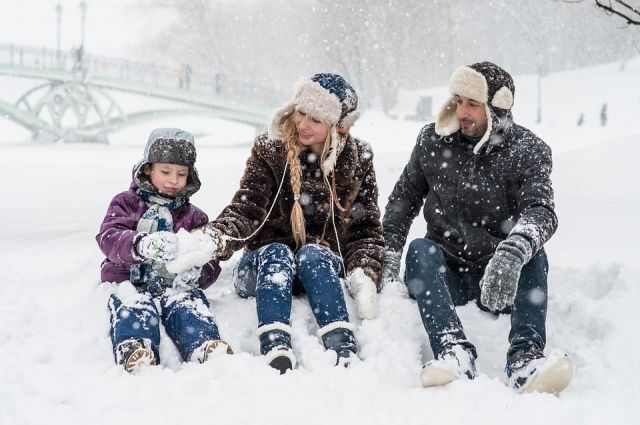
[480,236,532,312]
[381,251,402,283]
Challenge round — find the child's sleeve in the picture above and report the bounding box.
[198,261,222,290]
[96,192,144,265]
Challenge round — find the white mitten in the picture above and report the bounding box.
[166,229,221,274]
[346,268,379,320]
[136,231,178,263]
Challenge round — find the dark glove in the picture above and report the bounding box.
[480,235,532,312]
[136,231,179,263]
[381,251,402,283]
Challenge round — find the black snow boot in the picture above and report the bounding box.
[258,323,297,374]
[319,323,358,367]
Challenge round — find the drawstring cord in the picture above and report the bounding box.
[223,161,289,243]
[223,154,346,276]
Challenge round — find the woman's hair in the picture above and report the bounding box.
[282,113,334,247]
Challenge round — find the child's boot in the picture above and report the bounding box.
[116,338,157,373]
[258,323,297,374]
[191,339,234,363]
[318,322,358,367]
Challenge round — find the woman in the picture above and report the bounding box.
[202,73,384,373]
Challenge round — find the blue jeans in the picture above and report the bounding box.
[108,288,222,362]
[234,243,349,328]
[405,238,548,359]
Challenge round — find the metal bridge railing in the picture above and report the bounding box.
[0,43,220,95]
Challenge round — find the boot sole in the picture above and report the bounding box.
[203,340,234,362]
[125,348,156,373]
[269,356,293,374]
[420,366,458,388]
[518,355,574,395]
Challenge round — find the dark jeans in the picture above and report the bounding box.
[108,288,222,363]
[405,238,548,359]
[233,242,349,329]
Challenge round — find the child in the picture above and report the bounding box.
[199,74,384,373]
[96,128,232,373]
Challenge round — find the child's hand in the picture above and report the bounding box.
[137,231,179,263]
[172,266,202,291]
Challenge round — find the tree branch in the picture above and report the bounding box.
[594,0,640,25]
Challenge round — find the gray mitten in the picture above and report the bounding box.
[480,235,532,312]
[172,266,202,291]
[381,251,402,283]
[136,231,179,263]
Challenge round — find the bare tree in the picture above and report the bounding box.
[563,0,640,25]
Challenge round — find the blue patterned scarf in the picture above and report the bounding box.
[130,190,187,296]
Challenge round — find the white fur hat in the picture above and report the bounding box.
[269,73,360,175]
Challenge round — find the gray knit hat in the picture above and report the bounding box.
[133,128,201,197]
[435,61,515,153]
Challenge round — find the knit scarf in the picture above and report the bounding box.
[130,189,187,296]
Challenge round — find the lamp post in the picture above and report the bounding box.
[55,4,63,67]
[79,1,87,51]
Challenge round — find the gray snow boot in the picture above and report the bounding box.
[420,344,477,388]
[507,347,574,394]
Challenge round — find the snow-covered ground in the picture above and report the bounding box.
[1,58,639,424]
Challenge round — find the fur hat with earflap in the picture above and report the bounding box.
[269,73,360,175]
[435,61,515,154]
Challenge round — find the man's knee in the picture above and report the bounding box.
[406,238,444,262]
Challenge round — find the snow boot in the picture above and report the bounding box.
[507,348,574,394]
[116,338,157,373]
[420,344,477,388]
[318,322,358,368]
[258,323,297,374]
[190,339,234,363]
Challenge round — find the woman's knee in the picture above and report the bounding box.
[260,243,295,264]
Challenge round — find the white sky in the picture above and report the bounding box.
[0,1,143,58]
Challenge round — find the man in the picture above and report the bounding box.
[382,62,573,394]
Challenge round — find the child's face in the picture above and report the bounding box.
[144,163,189,197]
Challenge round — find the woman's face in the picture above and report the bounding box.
[294,109,329,153]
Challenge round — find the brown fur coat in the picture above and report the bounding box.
[204,131,385,286]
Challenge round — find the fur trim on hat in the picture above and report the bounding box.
[448,66,489,104]
[268,103,295,140]
[491,86,514,110]
[293,79,343,124]
[434,96,459,137]
[339,109,361,130]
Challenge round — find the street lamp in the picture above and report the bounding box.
[79,1,87,50]
[55,4,63,67]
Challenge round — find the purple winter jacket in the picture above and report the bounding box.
[96,180,221,289]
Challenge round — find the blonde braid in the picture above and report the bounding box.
[283,116,307,246]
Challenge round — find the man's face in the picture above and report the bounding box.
[456,95,488,138]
